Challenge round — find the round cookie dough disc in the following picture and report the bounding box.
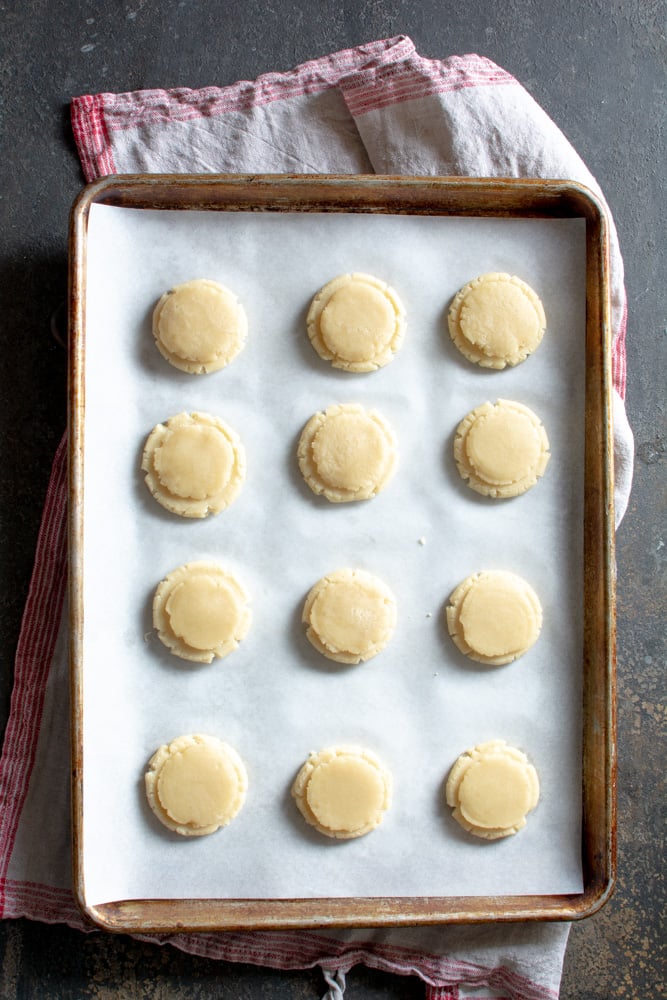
[445,740,540,839]
[297,403,397,503]
[307,273,406,372]
[292,745,392,839]
[457,755,536,831]
[303,568,397,664]
[446,570,542,665]
[152,278,247,374]
[141,411,245,517]
[145,734,248,837]
[454,399,550,499]
[153,561,251,663]
[448,272,546,369]
[153,424,232,500]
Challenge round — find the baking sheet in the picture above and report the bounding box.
[81,202,585,906]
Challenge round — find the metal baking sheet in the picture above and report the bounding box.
[68,175,615,931]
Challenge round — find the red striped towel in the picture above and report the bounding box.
[0,36,632,999]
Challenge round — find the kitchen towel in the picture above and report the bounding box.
[0,36,632,1000]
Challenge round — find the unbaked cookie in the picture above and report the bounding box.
[303,568,397,664]
[141,411,245,518]
[448,272,546,369]
[307,272,406,372]
[446,570,542,665]
[145,733,248,837]
[292,745,392,839]
[297,403,397,503]
[153,561,251,664]
[152,278,247,374]
[445,739,539,839]
[454,399,550,498]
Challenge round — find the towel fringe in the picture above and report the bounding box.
[321,967,346,999]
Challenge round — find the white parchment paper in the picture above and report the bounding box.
[82,203,585,905]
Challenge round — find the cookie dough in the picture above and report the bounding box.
[152,278,247,374]
[445,739,540,839]
[292,745,392,839]
[153,561,251,664]
[454,399,550,498]
[141,411,245,517]
[297,403,397,503]
[307,272,406,372]
[145,733,248,837]
[446,570,542,665]
[448,272,546,369]
[303,568,397,664]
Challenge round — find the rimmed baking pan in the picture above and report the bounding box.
[69,174,615,932]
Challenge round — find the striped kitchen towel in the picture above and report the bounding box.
[1,36,632,1000]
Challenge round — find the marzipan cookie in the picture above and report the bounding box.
[292,745,392,839]
[448,272,546,369]
[307,272,406,372]
[298,403,397,503]
[142,411,245,517]
[445,739,539,839]
[152,278,247,374]
[145,733,248,837]
[153,561,251,664]
[303,568,397,664]
[446,569,542,666]
[454,399,550,498]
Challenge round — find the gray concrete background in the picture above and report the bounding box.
[0,1,664,997]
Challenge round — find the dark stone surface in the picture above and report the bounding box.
[0,1,664,997]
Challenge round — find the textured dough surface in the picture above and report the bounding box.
[152,278,247,374]
[141,411,245,517]
[445,739,539,839]
[307,272,406,372]
[298,403,397,502]
[153,561,251,663]
[454,399,550,498]
[145,734,248,836]
[303,568,397,664]
[448,272,546,369]
[446,570,542,665]
[292,745,392,839]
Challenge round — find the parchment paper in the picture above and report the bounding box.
[81,203,585,905]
